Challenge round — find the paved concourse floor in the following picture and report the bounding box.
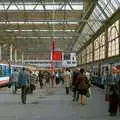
[0,86,120,120]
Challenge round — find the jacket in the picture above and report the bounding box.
[18,70,30,86]
[72,71,80,86]
[75,73,89,90]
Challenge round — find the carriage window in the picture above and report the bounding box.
[0,65,2,77]
[6,66,9,76]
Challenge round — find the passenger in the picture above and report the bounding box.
[18,67,30,104]
[108,69,120,116]
[55,71,60,85]
[104,70,112,101]
[11,69,19,94]
[72,67,80,101]
[51,71,55,88]
[46,71,51,88]
[116,69,120,113]
[38,71,44,89]
[61,69,64,86]
[58,70,63,87]
[63,68,71,95]
[29,71,36,94]
[75,68,89,105]
[85,71,92,97]
[108,81,120,116]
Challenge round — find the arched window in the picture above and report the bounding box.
[94,32,105,61]
[87,43,93,63]
[108,20,119,57]
[82,49,86,64]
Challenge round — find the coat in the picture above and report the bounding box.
[18,71,30,86]
[75,73,89,90]
[63,71,71,87]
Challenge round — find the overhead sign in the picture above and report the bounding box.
[52,51,63,61]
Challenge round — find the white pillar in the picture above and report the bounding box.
[0,45,2,60]
[10,44,13,61]
[14,49,17,62]
[22,52,24,64]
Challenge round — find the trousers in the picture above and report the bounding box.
[21,86,28,104]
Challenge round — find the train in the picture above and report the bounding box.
[0,62,35,87]
[78,56,120,88]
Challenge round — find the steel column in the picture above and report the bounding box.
[10,44,13,61]
[0,45,2,60]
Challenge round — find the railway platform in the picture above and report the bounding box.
[0,86,120,120]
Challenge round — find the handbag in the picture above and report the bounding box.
[86,88,90,97]
[86,88,92,97]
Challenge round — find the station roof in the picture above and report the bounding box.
[0,0,119,59]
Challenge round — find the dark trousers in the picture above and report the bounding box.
[39,80,43,88]
[73,89,79,101]
[109,94,119,114]
[66,87,69,95]
[21,86,27,104]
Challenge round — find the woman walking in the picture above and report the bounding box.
[75,68,89,105]
[63,68,71,95]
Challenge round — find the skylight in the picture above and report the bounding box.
[0,29,75,32]
[15,37,72,39]
[0,2,83,11]
[0,21,78,24]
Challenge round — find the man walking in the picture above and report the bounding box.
[12,69,19,94]
[72,68,80,101]
[18,68,30,104]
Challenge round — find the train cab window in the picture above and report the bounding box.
[67,61,71,64]
[72,61,76,64]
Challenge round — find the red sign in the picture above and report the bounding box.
[52,51,62,61]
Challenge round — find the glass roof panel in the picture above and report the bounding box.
[76,0,120,51]
[78,33,87,42]
[0,3,83,10]
[98,0,120,17]
[2,29,75,32]
[111,0,120,8]
[0,21,78,25]
[88,0,120,33]
[81,24,94,40]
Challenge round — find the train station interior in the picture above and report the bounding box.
[0,0,120,120]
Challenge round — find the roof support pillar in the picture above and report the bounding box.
[21,52,24,64]
[14,49,17,62]
[0,45,2,61]
[10,44,13,61]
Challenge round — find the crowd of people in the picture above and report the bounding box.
[11,67,120,117]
